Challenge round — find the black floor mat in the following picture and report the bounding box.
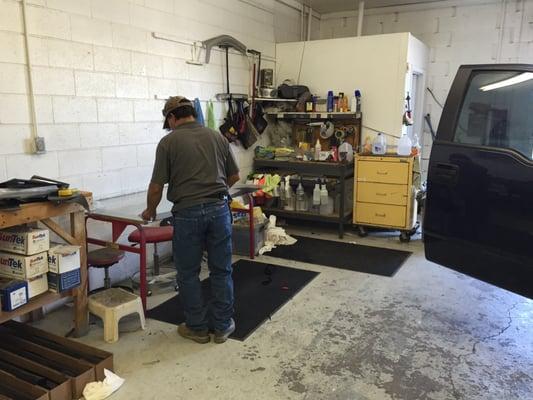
[265,235,411,277]
[147,260,319,341]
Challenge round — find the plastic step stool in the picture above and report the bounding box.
[88,288,146,343]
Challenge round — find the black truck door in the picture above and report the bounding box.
[424,64,533,299]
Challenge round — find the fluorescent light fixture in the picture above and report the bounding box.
[480,72,533,92]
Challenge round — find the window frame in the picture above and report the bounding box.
[436,64,533,163]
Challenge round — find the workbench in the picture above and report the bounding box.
[254,159,354,238]
[86,185,259,314]
[0,195,92,337]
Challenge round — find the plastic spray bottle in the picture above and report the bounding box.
[320,180,329,215]
[312,180,321,213]
[296,179,305,211]
[284,176,294,211]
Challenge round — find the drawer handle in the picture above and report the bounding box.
[376,192,387,196]
[375,213,386,217]
[377,171,388,175]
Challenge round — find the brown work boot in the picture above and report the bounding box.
[214,318,235,344]
[177,323,210,344]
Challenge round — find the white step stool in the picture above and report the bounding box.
[88,288,146,343]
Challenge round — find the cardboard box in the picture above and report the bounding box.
[48,244,81,274]
[0,251,48,280]
[0,369,48,400]
[27,273,48,299]
[0,277,28,311]
[0,332,95,400]
[6,321,114,382]
[0,348,71,400]
[0,228,49,255]
[47,268,80,293]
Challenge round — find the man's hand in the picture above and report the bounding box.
[228,173,240,188]
[141,208,156,222]
[143,182,164,222]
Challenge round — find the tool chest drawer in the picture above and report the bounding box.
[355,202,406,228]
[357,160,409,184]
[356,182,408,206]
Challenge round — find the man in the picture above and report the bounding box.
[142,96,240,344]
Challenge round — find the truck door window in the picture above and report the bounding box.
[453,71,533,160]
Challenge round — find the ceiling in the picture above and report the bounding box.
[298,0,446,14]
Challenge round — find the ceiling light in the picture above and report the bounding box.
[480,72,533,92]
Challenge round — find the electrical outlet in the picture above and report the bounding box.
[34,137,46,154]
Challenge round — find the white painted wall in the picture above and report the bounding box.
[319,0,533,177]
[276,33,428,146]
[0,0,306,199]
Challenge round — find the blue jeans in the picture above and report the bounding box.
[172,201,234,332]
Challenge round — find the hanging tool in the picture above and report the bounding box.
[186,41,204,66]
[247,49,262,93]
[403,92,414,126]
[202,35,247,64]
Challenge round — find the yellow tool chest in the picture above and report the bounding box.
[354,155,417,242]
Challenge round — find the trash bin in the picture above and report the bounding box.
[231,222,266,256]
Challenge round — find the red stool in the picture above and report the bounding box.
[128,226,173,279]
[88,248,126,290]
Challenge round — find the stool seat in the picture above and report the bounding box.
[89,288,146,343]
[128,226,173,243]
[88,248,125,268]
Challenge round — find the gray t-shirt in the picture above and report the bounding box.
[151,121,239,211]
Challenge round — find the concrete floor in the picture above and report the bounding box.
[34,227,532,400]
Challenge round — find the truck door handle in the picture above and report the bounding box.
[433,163,459,184]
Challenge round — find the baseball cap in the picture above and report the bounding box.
[162,96,194,129]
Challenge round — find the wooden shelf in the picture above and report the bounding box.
[0,193,92,336]
[0,290,71,324]
[266,112,362,120]
[254,158,354,178]
[253,97,297,102]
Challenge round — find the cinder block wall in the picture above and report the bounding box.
[0,0,304,199]
[320,0,533,178]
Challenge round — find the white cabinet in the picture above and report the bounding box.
[275,33,429,148]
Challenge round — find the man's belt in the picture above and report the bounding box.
[206,191,230,202]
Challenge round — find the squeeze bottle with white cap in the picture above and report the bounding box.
[350,91,357,112]
[314,139,321,161]
[312,181,321,213]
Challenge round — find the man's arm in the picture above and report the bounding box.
[142,182,164,221]
[142,141,168,221]
[228,173,240,188]
[225,144,240,188]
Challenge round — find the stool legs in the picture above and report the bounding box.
[136,297,146,330]
[104,267,111,289]
[104,309,119,343]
